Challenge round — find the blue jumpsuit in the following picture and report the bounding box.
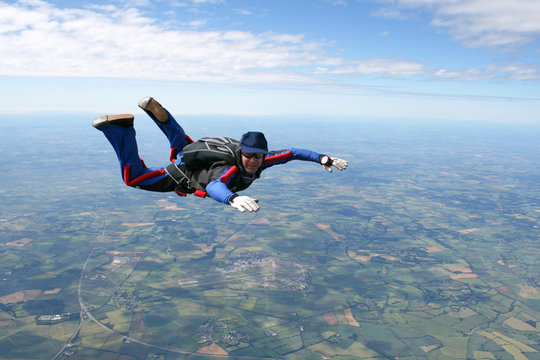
[97,107,324,205]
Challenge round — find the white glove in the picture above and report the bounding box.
[320,155,348,172]
[230,196,259,212]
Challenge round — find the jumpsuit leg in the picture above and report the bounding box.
[99,124,168,186]
[139,101,191,160]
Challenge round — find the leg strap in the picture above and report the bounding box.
[165,163,191,187]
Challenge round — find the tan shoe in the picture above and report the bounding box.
[92,114,134,129]
[138,96,169,123]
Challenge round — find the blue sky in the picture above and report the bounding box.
[1,0,539,122]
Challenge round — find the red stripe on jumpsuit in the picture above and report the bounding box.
[264,151,292,164]
[123,165,166,186]
[220,166,239,183]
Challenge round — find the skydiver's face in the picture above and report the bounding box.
[241,152,264,174]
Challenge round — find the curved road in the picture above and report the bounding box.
[52,211,282,360]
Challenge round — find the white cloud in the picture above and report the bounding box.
[370,6,417,20]
[191,0,224,4]
[186,19,207,28]
[316,58,426,77]
[488,64,540,81]
[0,1,334,84]
[432,0,540,50]
[324,0,348,6]
[319,57,540,81]
[374,0,540,51]
[0,0,439,85]
[233,8,252,16]
[118,0,152,7]
[436,64,540,81]
[0,0,537,88]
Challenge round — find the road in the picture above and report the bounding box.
[51,210,282,360]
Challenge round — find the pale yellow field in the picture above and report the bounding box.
[197,343,228,355]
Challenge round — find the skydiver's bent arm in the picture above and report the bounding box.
[204,166,239,204]
[204,166,259,213]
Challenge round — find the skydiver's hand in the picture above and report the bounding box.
[230,196,260,212]
[331,157,348,171]
[320,155,348,172]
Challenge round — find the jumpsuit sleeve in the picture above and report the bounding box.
[205,166,240,204]
[262,148,323,170]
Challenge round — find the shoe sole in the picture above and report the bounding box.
[92,114,134,129]
[138,97,169,123]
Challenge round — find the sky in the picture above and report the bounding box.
[1,0,539,122]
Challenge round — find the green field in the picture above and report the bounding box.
[0,116,539,359]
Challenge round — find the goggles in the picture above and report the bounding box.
[242,152,264,159]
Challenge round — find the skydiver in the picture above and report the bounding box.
[92,97,348,212]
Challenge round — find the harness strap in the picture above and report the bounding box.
[174,189,207,198]
[165,163,207,196]
[165,163,190,186]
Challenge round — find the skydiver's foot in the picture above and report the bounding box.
[138,96,169,123]
[92,114,134,129]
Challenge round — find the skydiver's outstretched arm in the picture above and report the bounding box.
[262,148,348,172]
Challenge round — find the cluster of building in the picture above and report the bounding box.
[36,312,78,325]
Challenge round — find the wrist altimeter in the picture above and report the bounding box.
[320,155,331,166]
